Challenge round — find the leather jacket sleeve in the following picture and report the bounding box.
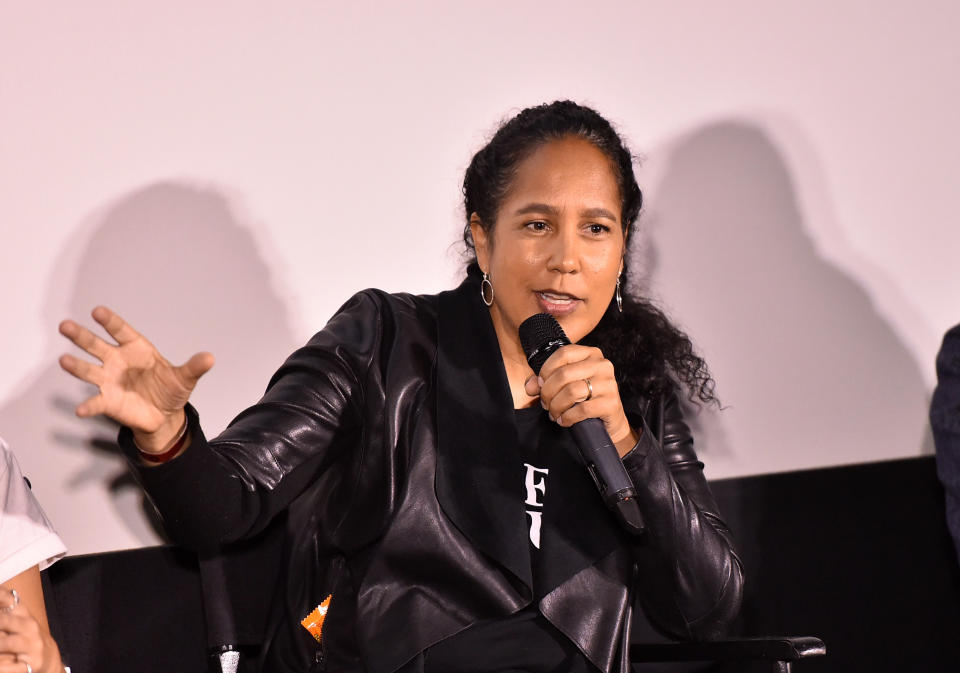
[620,391,744,641]
[121,290,382,549]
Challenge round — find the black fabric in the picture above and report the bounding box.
[701,456,960,673]
[42,547,209,673]
[120,276,743,673]
[424,607,598,673]
[39,457,960,672]
[420,406,618,670]
[513,405,627,601]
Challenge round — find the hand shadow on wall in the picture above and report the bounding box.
[0,183,298,553]
[641,121,930,475]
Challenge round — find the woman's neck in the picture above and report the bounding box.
[489,308,540,409]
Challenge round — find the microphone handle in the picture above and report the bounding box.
[570,418,646,534]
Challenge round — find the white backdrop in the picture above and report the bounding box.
[1,1,957,554]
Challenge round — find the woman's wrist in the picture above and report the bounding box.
[132,410,189,462]
[613,425,640,458]
[40,633,64,673]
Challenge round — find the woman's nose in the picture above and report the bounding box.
[546,228,580,273]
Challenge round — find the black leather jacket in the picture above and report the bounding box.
[127,277,743,673]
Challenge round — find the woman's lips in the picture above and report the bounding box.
[536,291,581,316]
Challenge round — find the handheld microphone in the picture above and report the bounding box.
[519,313,645,534]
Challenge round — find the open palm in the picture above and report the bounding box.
[59,306,213,438]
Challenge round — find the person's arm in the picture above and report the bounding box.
[620,390,743,641]
[0,567,64,673]
[526,345,743,638]
[115,290,383,548]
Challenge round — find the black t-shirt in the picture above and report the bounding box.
[423,405,601,673]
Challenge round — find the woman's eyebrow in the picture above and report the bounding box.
[514,202,560,216]
[513,203,618,221]
[581,207,618,221]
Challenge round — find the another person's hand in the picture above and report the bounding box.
[0,588,63,673]
[58,306,214,453]
[524,344,638,457]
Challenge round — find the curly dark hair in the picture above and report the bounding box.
[461,100,717,405]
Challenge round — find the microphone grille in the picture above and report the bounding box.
[519,313,570,374]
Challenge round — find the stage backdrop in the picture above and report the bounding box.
[1,2,957,554]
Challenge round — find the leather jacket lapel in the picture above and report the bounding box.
[540,548,634,672]
[535,429,626,598]
[435,278,533,596]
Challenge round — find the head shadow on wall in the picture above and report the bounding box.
[630,119,932,652]
[636,119,929,475]
[0,182,298,551]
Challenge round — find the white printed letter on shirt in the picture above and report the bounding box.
[523,463,549,548]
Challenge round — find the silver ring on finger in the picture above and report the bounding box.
[583,378,593,402]
[2,588,19,612]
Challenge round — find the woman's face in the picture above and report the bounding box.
[471,136,626,352]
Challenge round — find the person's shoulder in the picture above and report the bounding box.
[938,323,960,365]
[308,288,440,352]
[332,288,440,326]
[350,287,440,312]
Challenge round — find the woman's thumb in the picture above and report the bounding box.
[181,351,215,383]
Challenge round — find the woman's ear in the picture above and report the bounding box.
[620,224,629,275]
[469,214,491,272]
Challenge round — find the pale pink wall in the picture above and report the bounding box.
[1,1,957,553]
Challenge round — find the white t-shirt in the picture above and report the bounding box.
[0,437,67,583]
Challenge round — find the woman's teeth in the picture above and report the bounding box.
[538,292,575,304]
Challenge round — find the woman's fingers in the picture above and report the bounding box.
[538,344,599,378]
[58,319,114,360]
[91,305,143,345]
[58,353,103,386]
[0,632,30,654]
[547,375,616,423]
[539,354,614,409]
[59,306,215,435]
[179,352,215,385]
[74,392,110,419]
[0,610,40,654]
[0,662,32,673]
[535,344,633,443]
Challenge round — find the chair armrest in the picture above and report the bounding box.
[630,636,826,663]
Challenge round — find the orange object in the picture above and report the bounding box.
[300,595,332,643]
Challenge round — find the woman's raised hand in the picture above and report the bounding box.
[524,344,639,457]
[58,306,214,452]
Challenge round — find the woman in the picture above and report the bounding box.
[0,438,67,673]
[58,101,743,672]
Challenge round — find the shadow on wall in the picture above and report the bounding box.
[631,121,934,659]
[0,183,298,554]
[643,121,930,475]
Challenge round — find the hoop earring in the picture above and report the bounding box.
[481,272,494,307]
[615,276,623,313]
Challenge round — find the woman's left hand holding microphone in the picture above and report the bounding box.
[524,344,639,457]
